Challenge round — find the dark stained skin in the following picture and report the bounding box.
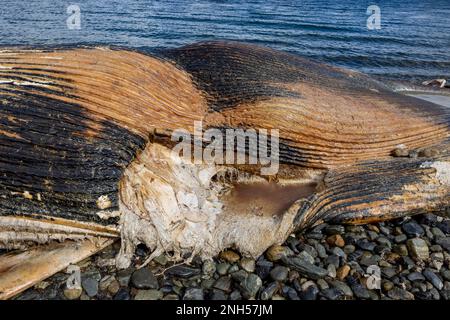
[0,41,448,230]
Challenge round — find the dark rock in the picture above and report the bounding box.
[213,276,232,292]
[260,282,278,300]
[352,284,371,299]
[402,221,425,237]
[394,234,407,243]
[255,259,273,280]
[113,288,130,300]
[356,239,376,251]
[270,266,289,282]
[437,220,450,234]
[165,265,201,278]
[299,285,319,300]
[423,268,443,290]
[325,254,340,268]
[381,267,397,279]
[320,288,345,300]
[281,256,328,280]
[230,270,248,283]
[328,280,353,297]
[229,290,242,300]
[210,289,228,300]
[116,267,134,287]
[387,287,414,300]
[407,272,426,282]
[436,237,450,252]
[131,268,159,289]
[81,277,99,297]
[183,288,204,300]
[240,274,262,299]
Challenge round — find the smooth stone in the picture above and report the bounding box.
[327,264,337,278]
[107,280,120,295]
[202,260,216,275]
[99,275,115,291]
[63,287,82,300]
[131,268,159,289]
[270,266,289,282]
[240,274,262,299]
[230,270,248,283]
[301,244,318,258]
[381,267,397,279]
[163,294,180,300]
[325,255,340,268]
[260,282,278,300]
[281,256,328,280]
[432,227,446,239]
[407,238,430,260]
[407,272,426,281]
[166,265,201,278]
[440,269,450,281]
[356,239,376,251]
[228,265,239,273]
[423,268,443,290]
[255,259,273,280]
[320,288,345,300]
[352,284,371,299]
[134,289,163,300]
[315,243,327,259]
[298,250,315,264]
[336,265,351,280]
[436,237,450,252]
[266,245,290,262]
[229,290,242,300]
[382,281,394,292]
[402,221,425,237]
[201,278,215,290]
[113,288,130,300]
[219,250,240,263]
[213,276,232,292]
[328,280,353,297]
[326,234,345,247]
[387,287,414,300]
[183,288,204,300]
[239,258,256,273]
[300,285,319,300]
[81,277,99,297]
[393,244,409,256]
[437,221,450,234]
[343,245,355,254]
[216,263,230,276]
[210,289,228,300]
[360,253,380,267]
[317,279,329,290]
[394,234,407,243]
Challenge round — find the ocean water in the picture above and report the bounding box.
[0,0,449,83]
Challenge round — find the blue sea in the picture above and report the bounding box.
[0,0,449,83]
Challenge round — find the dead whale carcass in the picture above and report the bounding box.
[0,41,449,297]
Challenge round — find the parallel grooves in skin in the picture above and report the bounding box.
[294,142,450,230]
[166,41,450,168]
[0,48,208,224]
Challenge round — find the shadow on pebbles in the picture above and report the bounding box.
[12,214,450,300]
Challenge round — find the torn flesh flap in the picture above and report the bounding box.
[116,142,319,269]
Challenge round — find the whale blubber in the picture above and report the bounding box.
[0,41,448,298]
